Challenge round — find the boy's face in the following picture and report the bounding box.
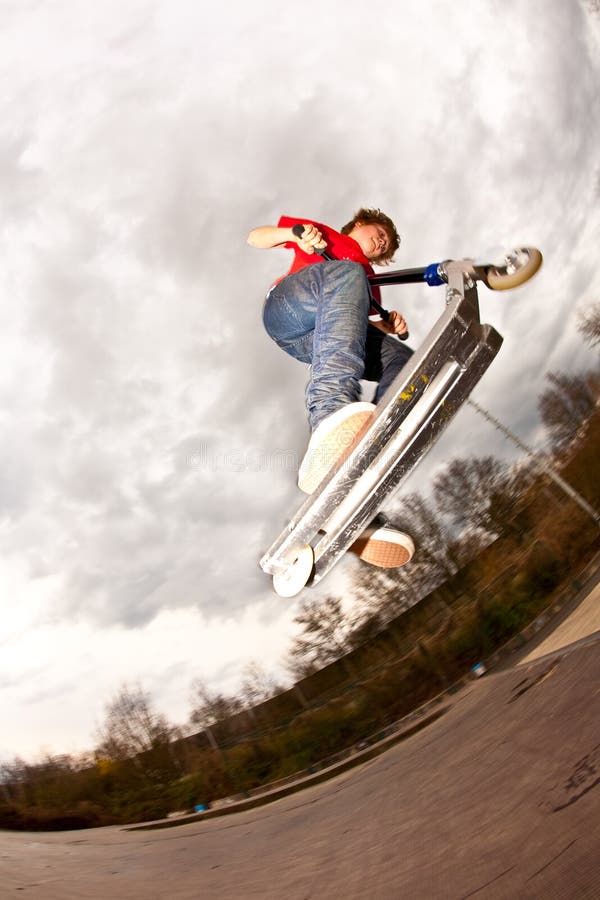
[348,221,391,261]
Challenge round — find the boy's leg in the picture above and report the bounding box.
[363,326,414,401]
[308,261,372,429]
[265,271,415,566]
[265,262,375,493]
[262,281,314,366]
[345,328,415,567]
[263,261,372,430]
[264,262,376,493]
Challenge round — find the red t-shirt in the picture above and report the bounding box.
[274,215,383,312]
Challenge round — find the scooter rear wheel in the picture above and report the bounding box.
[486,247,542,290]
[273,545,314,598]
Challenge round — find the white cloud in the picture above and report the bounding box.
[0,0,599,758]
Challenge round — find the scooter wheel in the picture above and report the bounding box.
[486,247,542,290]
[273,546,314,598]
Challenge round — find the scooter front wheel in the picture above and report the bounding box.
[273,545,314,598]
[485,247,542,290]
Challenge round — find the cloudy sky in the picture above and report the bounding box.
[1,0,599,760]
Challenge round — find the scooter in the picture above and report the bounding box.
[259,246,542,597]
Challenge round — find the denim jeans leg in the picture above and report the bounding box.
[262,281,314,365]
[309,261,371,428]
[373,334,414,401]
[364,325,414,402]
[263,261,372,430]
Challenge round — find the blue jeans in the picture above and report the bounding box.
[263,261,413,430]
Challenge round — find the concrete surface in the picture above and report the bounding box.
[519,579,600,664]
[1,574,599,899]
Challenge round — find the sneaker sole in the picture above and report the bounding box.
[350,532,415,568]
[298,404,375,494]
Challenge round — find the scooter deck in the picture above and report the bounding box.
[259,273,502,590]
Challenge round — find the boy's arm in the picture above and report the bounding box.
[247,224,327,254]
[246,225,293,249]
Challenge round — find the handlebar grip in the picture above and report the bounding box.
[291,223,331,259]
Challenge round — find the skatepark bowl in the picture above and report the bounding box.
[2,572,599,899]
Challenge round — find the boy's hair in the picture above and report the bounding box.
[340,207,400,264]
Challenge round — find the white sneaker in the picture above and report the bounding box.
[298,402,375,494]
[349,516,415,568]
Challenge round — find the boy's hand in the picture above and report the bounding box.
[294,224,328,255]
[372,311,409,337]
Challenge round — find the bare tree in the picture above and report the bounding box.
[398,492,459,586]
[0,753,84,811]
[433,456,509,537]
[577,301,600,348]
[240,661,282,707]
[189,679,243,731]
[287,595,353,678]
[349,562,421,635]
[0,757,29,804]
[95,683,177,763]
[538,371,597,447]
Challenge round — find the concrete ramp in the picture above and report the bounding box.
[2,581,599,899]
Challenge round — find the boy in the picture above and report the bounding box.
[248,209,414,567]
